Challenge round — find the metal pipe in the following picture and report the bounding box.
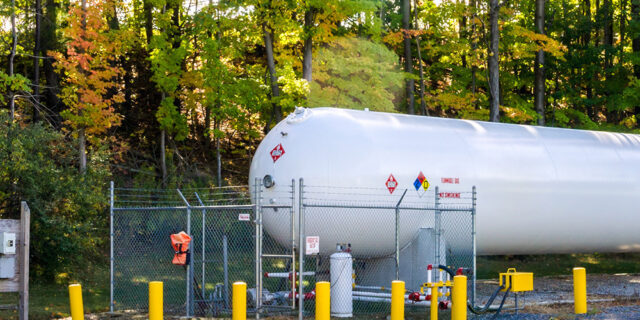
[435,186,440,282]
[176,188,193,317]
[109,181,114,313]
[354,285,391,291]
[472,185,477,307]
[261,254,294,258]
[290,179,296,310]
[251,178,262,319]
[352,295,431,306]
[223,235,229,309]
[194,192,206,300]
[264,271,315,278]
[395,189,407,280]
[298,178,305,320]
[352,291,426,300]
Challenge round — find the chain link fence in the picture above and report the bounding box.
[110,179,476,318]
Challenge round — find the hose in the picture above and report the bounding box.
[490,283,511,319]
[467,284,505,314]
[438,265,456,279]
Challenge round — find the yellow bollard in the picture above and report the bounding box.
[451,276,467,320]
[430,283,440,320]
[391,280,405,320]
[573,267,587,314]
[316,281,330,320]
[233,281,247,320]
[68,284,84,320]
[149,281,163,320]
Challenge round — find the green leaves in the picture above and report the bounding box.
[156,97,188,141]
[0,72,31,105]
[310,37,403,112]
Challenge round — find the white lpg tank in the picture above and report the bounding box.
[249,107,640,255]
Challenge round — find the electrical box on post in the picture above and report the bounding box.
[0,233,16,255]
[499,268,533,292]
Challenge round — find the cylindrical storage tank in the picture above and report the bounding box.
[249,107,640,255]
[330,252,353,317]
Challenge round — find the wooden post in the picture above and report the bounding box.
[19,202,29,320]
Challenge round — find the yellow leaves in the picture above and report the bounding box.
[509,25,567,60]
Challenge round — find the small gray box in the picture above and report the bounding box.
[0,256,15,278]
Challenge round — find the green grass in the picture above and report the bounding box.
[477,252,640,279]
[0,266,109,319]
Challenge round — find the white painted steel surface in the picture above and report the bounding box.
[330,252,353,317]
[249,107,640,255]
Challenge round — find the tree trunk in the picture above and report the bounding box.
[402,0,415,114]
[603,0,613,70]
[144,0,153,44]
[414,0,428,116]
[534,0,546,125]
[8,0,17,122]
[42,0,61,125]
[488,0,500,122]
[263,23,282,123]
[79,129,87,173]
[215,120,222,187]
[459,0,468,69]
[161,130,167,184]
[632,0,640,122]
[621,0,627,49]
[32,0,42,122]
[302,7,314,83]
[471,0,478,108]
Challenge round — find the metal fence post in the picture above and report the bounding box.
[395,189,407,280]
[471,185,477,307]
[109,181,114,313]
[434,186,441,281]
[254,178,261,319]
[194,192,207,300]
[176,188,192,317]
[298,178,305,320]
[291,179,296,310]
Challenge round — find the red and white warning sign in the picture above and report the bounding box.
[439,192,461,199]
[305,236,319,255]
[385,174,398,194]
[238,213,251,221]
[270,144,285,162]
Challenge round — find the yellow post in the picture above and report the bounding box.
[233,281,247,320]
[451,276,467,320]
[573,267,587,314]
[68,284,84,320]
[316,281,330,320]
[149,281,163,320]
[430,283,440,320]
[391,280,405,320]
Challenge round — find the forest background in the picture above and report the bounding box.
[1,0,638,303]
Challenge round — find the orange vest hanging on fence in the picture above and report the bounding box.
[171,231,191,265]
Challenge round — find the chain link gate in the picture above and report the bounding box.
[110,180,476,318]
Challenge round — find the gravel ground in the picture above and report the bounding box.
[472,273,640,319]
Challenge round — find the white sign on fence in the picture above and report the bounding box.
[238,213,250,221]
[305,236,319,255]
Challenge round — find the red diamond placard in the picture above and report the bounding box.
[270,144,285,162]
[385,174,398,194]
